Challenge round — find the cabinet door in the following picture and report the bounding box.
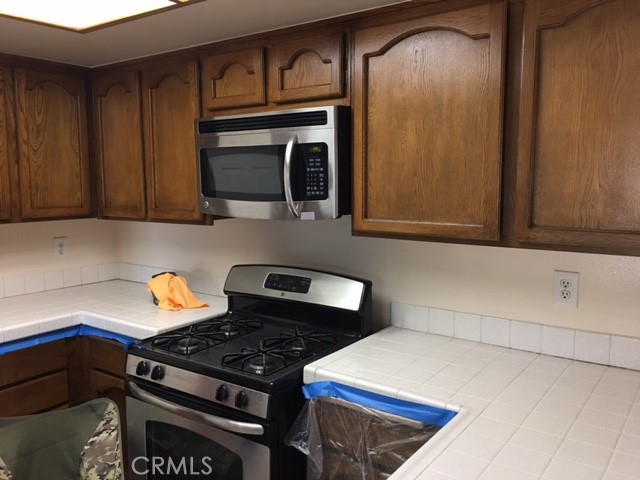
[268,30,344,103]
[515,0,640,251]
[0,64,14,221]
[201,47,266,111]
[15,68,91,219]
[143,59,203,222]
[352,2,506,241]
[93,71,146,219]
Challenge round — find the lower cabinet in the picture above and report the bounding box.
[0,336,128,464]
[0,341,70,415]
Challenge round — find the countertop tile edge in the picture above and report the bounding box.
[0,281,228,345]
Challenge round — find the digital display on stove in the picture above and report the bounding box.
[264,273,311,293]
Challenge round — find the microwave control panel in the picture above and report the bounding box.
[302,143,328,200]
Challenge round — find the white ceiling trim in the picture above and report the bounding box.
[0,0,406,67]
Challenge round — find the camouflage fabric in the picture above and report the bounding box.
[0,398,122,480]
[79,401,124,480]
[0,457,13,480]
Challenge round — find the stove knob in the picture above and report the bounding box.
[235,390,249,409]
[151,365,165,381]
[135,361,150,376]
[215,384,229,402]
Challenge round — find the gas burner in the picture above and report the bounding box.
[192,314,263,339]
[262,328,337,355]
[174,336,208,355]
[221,342,305,376]
[246,355,281,376]
[151,331,227,355]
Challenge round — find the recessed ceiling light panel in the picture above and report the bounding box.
[0,0,202,32]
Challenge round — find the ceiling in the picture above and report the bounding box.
[0,0,407,68]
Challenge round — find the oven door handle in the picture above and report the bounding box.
[128,381,265,436]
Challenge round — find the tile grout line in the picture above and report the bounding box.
[391,302,640,372]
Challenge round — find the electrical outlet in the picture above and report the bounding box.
[554,270,579,308]
[53,237,68,259]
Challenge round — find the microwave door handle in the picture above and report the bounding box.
[127,381,264,436]
[284,135,301,218]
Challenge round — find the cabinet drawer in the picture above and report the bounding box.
[0,371,69,416]
[0,341,67,387]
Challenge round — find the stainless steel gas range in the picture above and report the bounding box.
[125,264,372,480]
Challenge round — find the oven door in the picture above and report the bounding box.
[126,380,271,480]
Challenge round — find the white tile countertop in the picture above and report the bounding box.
[0,280,227,344]
[304,327,640,480]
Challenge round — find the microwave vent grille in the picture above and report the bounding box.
[199,110,329,134]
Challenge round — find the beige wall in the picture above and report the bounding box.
[114,218,640,338]
[2,218,639,337]
[0,219,117,277]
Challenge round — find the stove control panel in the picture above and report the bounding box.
[225,264,368,311]
[264,273,311,294]
[126,355,270,418]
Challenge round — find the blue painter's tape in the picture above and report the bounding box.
[302,381,457,427]
[0,325,137,355]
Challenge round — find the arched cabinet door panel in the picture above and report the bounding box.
[515,0,640,252]
[201,47,266,111]
[15,68,91,219]
[142,59,203,223]
[353,2,506,241]
[268,30,345,104]
[93,71,146,219]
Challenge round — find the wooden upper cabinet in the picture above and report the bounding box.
[0,65,14,221]
[268,30,345,104]
[142,59,203,222]
[352,2,506,241]
[201,47,266,112]
[14,68,91,219]
[515,0,640,251]
[93,71,146,219]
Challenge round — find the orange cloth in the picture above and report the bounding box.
[147,273,209,311]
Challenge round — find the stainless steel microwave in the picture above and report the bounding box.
[196,106,350,220]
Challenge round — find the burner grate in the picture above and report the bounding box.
[151,331,227,355]
[192,313,263,339]
[151,312,263,355]
[221,329,338,376]
[262,328,337,354]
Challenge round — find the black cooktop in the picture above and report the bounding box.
[128,264,372,394]
[128,312,358,393]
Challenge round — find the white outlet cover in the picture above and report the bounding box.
[553,270,579,308]
[53,236,68,259]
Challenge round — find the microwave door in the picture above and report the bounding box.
[199,141,293,219]
[199,128,338,220]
